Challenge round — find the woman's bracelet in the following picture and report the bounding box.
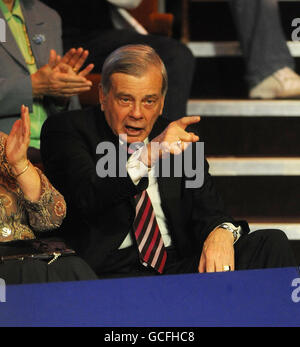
[15,160,30,178]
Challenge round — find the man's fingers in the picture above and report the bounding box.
[205,257,216,273]
[179,131,199,143]
[198,254,206,273]
[58,86,92,97]
[71,49,89,72]
[59,82,92,90]
[48,49,57,68]
[66,47,84,68]
[61,48,91,74]
[60,48,77,64]
[55,55,61,66]
[56,72,92,85]
[21,105,31,140]
[217,261,234,272]
[78,63,95,77]
[176,116,201,129]
[9,119,21,138]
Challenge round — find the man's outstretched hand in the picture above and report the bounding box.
[139,116,201,167]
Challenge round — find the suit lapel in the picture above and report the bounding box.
[157,166,182,221]
[150,117,183,230]
[0,8,27,70]
[21,1,47,68]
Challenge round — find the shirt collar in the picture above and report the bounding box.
[0,0,24,22]
[119,137,149,147]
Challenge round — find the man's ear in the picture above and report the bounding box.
[99,85,105,111]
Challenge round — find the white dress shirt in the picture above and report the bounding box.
[119,140,241,249]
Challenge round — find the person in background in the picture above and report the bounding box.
[0,0,94,162]
[0,105,98,284]
[229,0,300,99]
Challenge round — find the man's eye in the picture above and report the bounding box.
[118,96,132,104]
[144,99,155,105]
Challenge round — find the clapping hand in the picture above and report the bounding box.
[31,48,94,98]
[58,47,94,77]
[6,105,30,173]
[5,106,42,201]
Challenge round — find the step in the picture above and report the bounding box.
[199,116,300,156]
[207,157,300,176]
[213,176,300,218]
[249,222,300,240]
[187,99,300,116]
[187,41,300,58]
[243,216,300,241]
[201,118,300,156]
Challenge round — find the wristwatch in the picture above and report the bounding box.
[218,223,241,243]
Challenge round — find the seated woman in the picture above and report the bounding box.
[0,105,97,284]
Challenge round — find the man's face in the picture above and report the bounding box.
[99,66,165,143]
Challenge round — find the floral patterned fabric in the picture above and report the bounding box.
[0,132,66,242]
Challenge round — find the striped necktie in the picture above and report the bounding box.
[133,190,167,274]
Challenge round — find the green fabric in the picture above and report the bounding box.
[0,0,47,149]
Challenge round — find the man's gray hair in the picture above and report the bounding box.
[100,44,168,97]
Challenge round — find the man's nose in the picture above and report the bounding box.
[130,103,143,119]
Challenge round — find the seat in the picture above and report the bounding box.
[79,0,174,107]
[78,73,102,106]
[128,0,174,37]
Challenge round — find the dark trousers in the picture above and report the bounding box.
[96,229,297,279]
[230,0,294,88]
[0,240,98,284]
[65,29,195,121]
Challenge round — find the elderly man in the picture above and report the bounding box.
[0,0,94,157]
[41,0,195,121]
[41,45,296,278]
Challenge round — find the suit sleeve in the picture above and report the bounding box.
[42,7,81,113]
[185,123,239,244]
[41,113,147,220]
[190,159,237,245]
[0,74,34,116]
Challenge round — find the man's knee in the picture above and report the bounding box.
[250,229,290,254]
[253,228,289,243]
[235,228,295,270]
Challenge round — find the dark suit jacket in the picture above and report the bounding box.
[41,106,244,274]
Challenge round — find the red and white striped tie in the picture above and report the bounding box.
[133,190,167,274]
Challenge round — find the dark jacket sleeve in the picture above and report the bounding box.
[185,123,246,246]
[40,111,146,220]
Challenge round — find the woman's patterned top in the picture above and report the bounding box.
[0,132,66,242]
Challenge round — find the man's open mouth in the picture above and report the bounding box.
[125,125,144,134]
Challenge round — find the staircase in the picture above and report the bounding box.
[166,0,300,263]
